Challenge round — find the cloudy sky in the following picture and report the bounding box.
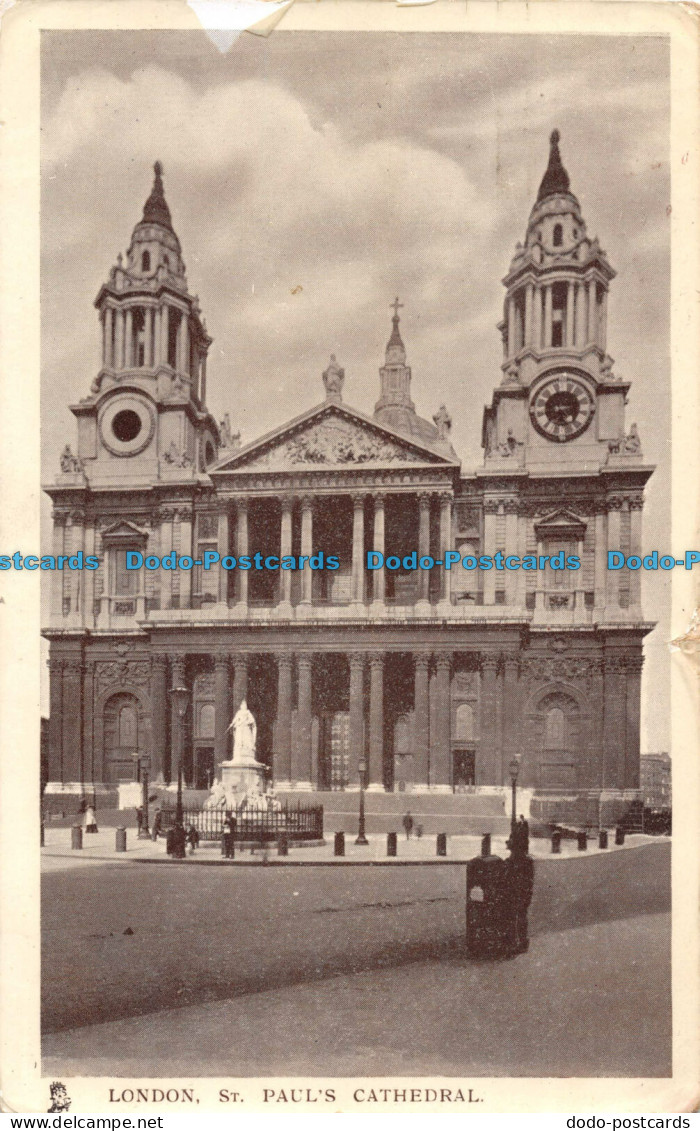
[41,29,671,747]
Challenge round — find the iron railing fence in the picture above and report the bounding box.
[159,803,323,842]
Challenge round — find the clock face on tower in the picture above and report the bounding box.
[529,373,595,442]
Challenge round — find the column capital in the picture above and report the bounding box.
[351,492,366,510]
[280,493,294,512]
[52,511,69,527]
[625,654,644,675]
[367,651,385,669]
[501,650,520,671]
[170,656,186,682]
[414,651,432,671]
[604,653,628,674]
[151,653,168,671]
[230,651,249,668]
[63,657,84,675]
[503,498,520,516]
[628,493,645,511]
[373,491,386,507]
[235,497,249,515]
[48,657,65,673]
[417,491,432,510]
[349,653,366,671]
[480,653,499,674]
[483,499,500,516]
[434,654,452,673]
[69,509,85,525]
[276,651,294,669]
[606,494,625,512]
[301,494,314,513]
[214,654,231,672]
[297,654,313,671]
[438,491,453,507]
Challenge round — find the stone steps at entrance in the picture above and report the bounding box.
[275,790,510,836]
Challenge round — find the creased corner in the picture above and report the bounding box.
[670,608,700,658]
[187,0,295,50]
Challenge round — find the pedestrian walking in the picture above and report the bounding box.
[151,808,162,841]
[84,803,98,834]
[402,810,414,840]
[517,814,530,855]
[186,824,200,855]
[135,805,144,834]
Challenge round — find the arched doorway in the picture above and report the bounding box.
[535,690,581,790]
[103,693,141,784]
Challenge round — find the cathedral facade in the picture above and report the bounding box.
[43,134,654,825]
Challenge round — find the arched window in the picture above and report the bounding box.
[455,703,475,742]
[544,707,565,749]
[141,251,151,272]
[394,714,411,754]
[118,703,138,748]
[553,223,563,247]
[199,703,215,739]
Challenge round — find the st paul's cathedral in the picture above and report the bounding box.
[43,131,654,826]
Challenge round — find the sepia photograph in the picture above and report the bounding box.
[1,0,697,1115]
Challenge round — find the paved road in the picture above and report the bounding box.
[42,842,670,1077]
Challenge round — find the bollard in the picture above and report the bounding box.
[481,833,491,857]
[436,832,447,857]
[334,831,345,857]
[277,833,289,857]
[598,828,609,850]
[115,827,127,853]
[71,825,83,850]
[40,822,45,848]
[387,831,397,857]
[577,830,588,851]
[615,826,625,846]
[551,830,562,854]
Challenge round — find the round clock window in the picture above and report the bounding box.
[99,396,155,456]
[530,374,595,442]
[112,409,142,443]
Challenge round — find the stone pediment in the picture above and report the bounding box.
[534,509,587,538]
[101,519,149,541]
[213,405,453,473]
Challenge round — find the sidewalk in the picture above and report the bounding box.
[41,824,665,871]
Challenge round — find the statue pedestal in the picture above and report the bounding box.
[220,759,266,801]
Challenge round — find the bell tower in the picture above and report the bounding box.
[482,131,640,471]
[69,163,220,487]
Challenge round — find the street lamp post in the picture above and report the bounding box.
[169,684,189,859]
[355,757,369,846]
[132,753,151,839]
[509,755,521,834]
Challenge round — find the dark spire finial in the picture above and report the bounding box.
[387,296,405,351]
[537,128,571,203]
[142,160,173,232]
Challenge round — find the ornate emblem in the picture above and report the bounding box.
[95,660,151,695]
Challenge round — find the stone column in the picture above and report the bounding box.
[351,493,366,605]
[507,296,516,356]
[169,656,187,785]
[594,509,607,609]
[160,305,169,367]
[235,499,249,609]
[143,306,152,368]
[300,496,314,605]
[525,283,534,347]
[483,501,498,605]
[69,511,84,623]
[439,493,452,604]
[603,653,627,794]
[371,493,386,606]
[367,652,384,791]
[629,495,643,609]
[48,657,64,784]
[575,281,586,347]
[158,508,174,610]
[62,656,84,786]
[51,513,67,621]
[418,492,432,606]
[501,652,520,786]
[274,653,293,786]
[606,496,622,610]
[413,653,431,788]
[294,655,313,788]
[533,286,542,349]
[347,654,365,788]
[432,656,452,791]
[587,278,597,344]
[214,656,232,768]
[81,659,95,788]
[150,654,168,783]
[104,308,114,367]
[600,289,608,352]
[625,655,643,790]
[231,654,248,714]
[478,655,499,785]
[217,505,230,606]
[566,281,576,347]
[83,519,96,626]
[178,508,193,610]
[115,308,125,370]
[516,508,528,609]
[124,308,133,368]
[504,500,518,605]
[279,495,293,609]
[177,312,189,375]
[544,285,553,348]
[200,356,208,404]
